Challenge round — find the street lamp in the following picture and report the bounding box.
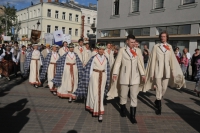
[37,20,40,29]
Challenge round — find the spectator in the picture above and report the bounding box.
[174,49,181,64]
[143,49,149,68]
[181,54,189,75]
[183,48,191,79]
[191,49,200,81]
[143,45,150,55]
[175,47,181,58]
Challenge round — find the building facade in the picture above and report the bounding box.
[69,1,97,39]
[97,0,200,54]
[16,1,82,45]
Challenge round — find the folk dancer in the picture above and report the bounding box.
[58,41,68,56]
[0,43,5,78]
[24,44,44,88]
[40,45,60,95]
[18,45,27,79]
[75,43,110,122]
[85,43,92,64]
[104,42,115,68]
[41,44,51,58]
[0,46,18,81]
[144,31,185,115]
[52,43,83,102]
[92,46,98,56]
[12,41,20,77]
[74,39,87,66]
[112,35,145,124]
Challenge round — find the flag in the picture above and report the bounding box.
[53,30,64,42]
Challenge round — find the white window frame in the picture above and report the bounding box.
[69,13,72,21]
[55,11,59,19]
[75,15,79,22]
[62,12,66,20]
[69,28,72,35]
[87,17,90,24]
[87,30,90,35]
[153,0,164,9]
[131,0,140,12]
[55,26,58,31]
[38,9,40,17]
[47,9,51,17]
[47,25,51,33]
[93,18,96,24]
[62,27,65,34]
[75,29,78,36]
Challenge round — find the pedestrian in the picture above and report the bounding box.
[175,47,181,58]
[84,43,92,64]
[40,44,60,96]
[191,49,200,81]
[0,43,5,78]
[143,45,150,55]
[174,49,181,64]
[24,44,44,88]
[18,45,27,79]
[112,35,145,124]
[144,31,185,115]
[104,42,115,68]
[183,48,191,79]
[114,47,119,59]
[143,49,149,68]
[0,46,18,81]
[181,54,189,75]
[52,43,83,102]
[58,41,68,56]
[12,41,20,77]
[41,44,51,59]
[74,39,87,66]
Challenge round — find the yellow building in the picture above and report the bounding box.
[16,1,82,45]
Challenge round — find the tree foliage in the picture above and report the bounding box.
[0,3,17,36]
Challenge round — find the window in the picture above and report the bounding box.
[29,12,32,18]
[69,28,72,35]
[169,40,189,52]
[38,9,40,17]
[132,0,139,12]
[34,10,36,17]
[62,12,65,20]
[101,30,120,37]
[197,40,200,49]
[93,18,96,24]
[126,28,150,36]
[113,0,120,15]
[183,0,195,4]
[154,0,164,9]
[62,27,65,34]
[69,13,72,21]
[47,9,51,17]
[55,26,58,31]
[75,29,78,36]
[55,11,59,19]
[87,30,90,35]
[75,15,79,22]
[157,25,191,35]
[87,17,90,24]
[47,25,51,33]
[24,13,26,19]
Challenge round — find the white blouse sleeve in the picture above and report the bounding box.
[89,59,95,78]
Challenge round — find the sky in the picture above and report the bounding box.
[0,0,97,10]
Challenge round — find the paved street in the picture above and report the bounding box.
[0,77,200,133]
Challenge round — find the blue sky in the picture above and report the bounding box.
[0,0,97,10]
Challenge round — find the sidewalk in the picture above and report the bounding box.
[0,78,199,133]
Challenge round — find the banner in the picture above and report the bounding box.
[3,36,11,41]
[44,33,54,45]
[53,30,64,42]
[63,34,71,44]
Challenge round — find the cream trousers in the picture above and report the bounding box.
[155,78,169,100]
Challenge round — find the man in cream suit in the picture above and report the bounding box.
[41,44,51,58]
[112,35,145,124]
[104,42,114,68]
[74,39,87,66]
[147,31,174,115]
[17,45,27,78]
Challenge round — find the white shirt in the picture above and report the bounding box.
[0,52,17,62]
[0,48,5,53]
[186,52,191,60]
[160,43,167,52]
[46,49,50,53]
[89,54,107,78]
[68,52,74,58]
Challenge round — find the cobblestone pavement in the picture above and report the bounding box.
[0,76,200,133]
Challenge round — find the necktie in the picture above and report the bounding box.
[163,44,170,51]
[80,47,83,53]
[22,51,24,55]
[130,48,137,57]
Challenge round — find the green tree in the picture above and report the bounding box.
[0,3,18,37]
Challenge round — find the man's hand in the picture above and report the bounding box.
[112,75,118,81]
[142,76,146,82]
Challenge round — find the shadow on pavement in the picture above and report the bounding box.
[67,130,78,133]
[165,99,200,132]
[138,92,156,111]
[169,87,197,97]
[0,77,25,97]
[190,98,200,106]
[0,98,30,133]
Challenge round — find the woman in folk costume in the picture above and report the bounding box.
[24,44,44,88]
[52,43,83,102]
[58,41,68,56]
[104,42,115,68]
[144,31,185,115]
[0,46,18,81]
[40,44,60,96]
[75,43,110,123]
